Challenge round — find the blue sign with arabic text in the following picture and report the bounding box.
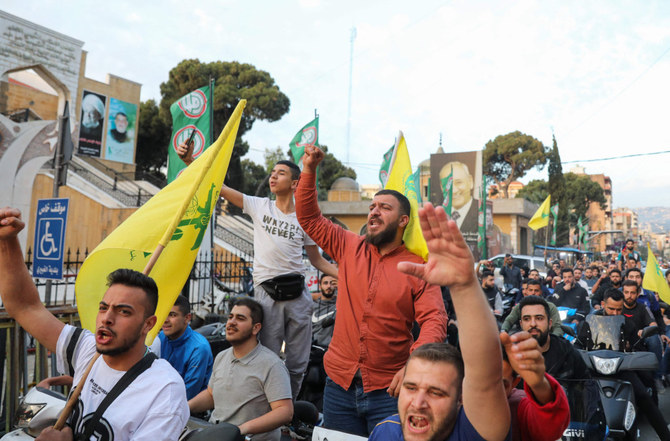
[33,198,69,280]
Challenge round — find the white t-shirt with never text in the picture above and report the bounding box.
[243,195,315,285]
[56,325,189,441]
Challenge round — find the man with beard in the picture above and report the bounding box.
[481,271,503,316]
[189,297,292,441]
[178,142,338,400]
[0,208,189,441]
[547,268,590,324]
[592,268,622,308]
[295,146,447,436]
[501,280,563,336]
[500,254,523,292]
[312,274,338,348]
[518,295,590,380]
[617,239,641,271]
[369,202,510,441]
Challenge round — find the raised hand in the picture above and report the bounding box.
[176,141,195,165]
[0,207,25,240]
[302,145,324,174]
[500,331,553,404]
[397,202,475,289]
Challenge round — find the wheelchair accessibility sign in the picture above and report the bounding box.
[33,198,69,280]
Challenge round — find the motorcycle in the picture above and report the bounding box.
[567,314,659,440]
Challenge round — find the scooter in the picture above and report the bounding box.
[1,386,66,439]
[568,314,659,440]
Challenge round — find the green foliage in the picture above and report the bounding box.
[240,159,270,197]
[515,180,548,205]
[158,59,290,192]
[547,135,568,244]
[135,99,171,184]
[483,131,548,198]
[265,146,289,172]
[517,172,606,247]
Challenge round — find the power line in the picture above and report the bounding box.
[562,149,670,164]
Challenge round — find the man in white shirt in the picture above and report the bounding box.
[0,207,189,441]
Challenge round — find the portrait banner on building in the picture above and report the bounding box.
[104,98,138,164]
[77,90,107,157]
[429,150,483,258]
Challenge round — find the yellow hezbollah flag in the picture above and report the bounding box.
[642,244,670,304]
[528,195,551,230]
[384,131,428,261]
[75,100,247,343]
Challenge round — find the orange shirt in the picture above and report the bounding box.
[296,172,447,392]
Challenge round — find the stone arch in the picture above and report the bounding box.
[1,64,70,249]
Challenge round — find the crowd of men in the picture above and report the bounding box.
[3,141,670,440]
[478,243,670,441]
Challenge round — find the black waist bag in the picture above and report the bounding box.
[261,274,305,301]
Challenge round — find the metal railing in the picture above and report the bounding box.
[65,160,152,207]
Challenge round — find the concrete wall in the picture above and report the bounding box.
[6,79,58,120]
[0,10,84,116]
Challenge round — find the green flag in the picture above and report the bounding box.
[410,166,422,204]
[550,203,559,246]
[167,85,212,183]
[576,216,584,248]
[379,145,395,186]
[478,176,487,259]
[289,117,319,167]
[441,165,453,216]
[580,217,589,248]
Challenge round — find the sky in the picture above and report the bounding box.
[5,0,670,209]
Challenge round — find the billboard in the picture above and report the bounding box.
[105,98,138,164]
[77,90,107,157]
[430,150,483,257]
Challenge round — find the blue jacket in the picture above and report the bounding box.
[159,325,213,399]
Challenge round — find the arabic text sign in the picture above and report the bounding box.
[33,198,69,280]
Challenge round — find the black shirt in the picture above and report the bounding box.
[622,302,654,333]
[543,335,591,380]
[548,284,591,321]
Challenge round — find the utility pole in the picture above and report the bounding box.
[346,26,357,165]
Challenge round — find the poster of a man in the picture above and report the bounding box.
[430,151,482,257]
[105,98,138,164]
[77,90,107,157]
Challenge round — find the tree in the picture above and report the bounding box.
[135,99,171,184]
[483,131,548,198]
[547,135,569,244]
[158,59,290,192]
[517,174,606,246]
[564,172,607,220]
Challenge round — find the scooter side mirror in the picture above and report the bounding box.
[640,325,659,340]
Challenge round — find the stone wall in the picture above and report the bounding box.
[0,10,84,114]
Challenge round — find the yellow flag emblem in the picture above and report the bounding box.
[528,195,551,231]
